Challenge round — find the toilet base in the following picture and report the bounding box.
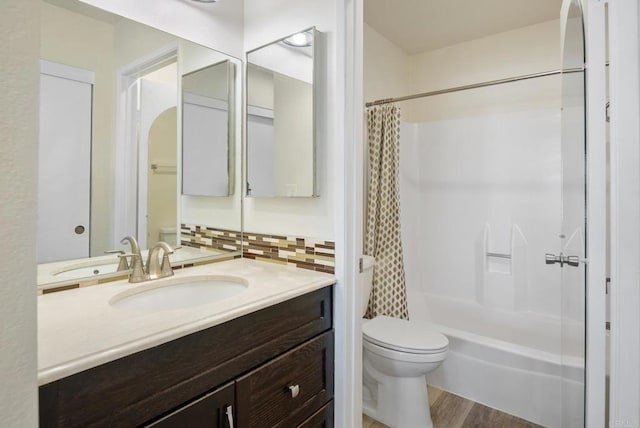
[363,356,434,428]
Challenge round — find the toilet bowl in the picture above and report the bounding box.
[361,256,448,428]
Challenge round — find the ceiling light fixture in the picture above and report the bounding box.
[283,31,312,47]
[190,0,218,3]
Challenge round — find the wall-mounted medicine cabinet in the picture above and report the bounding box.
[245,27,320,198]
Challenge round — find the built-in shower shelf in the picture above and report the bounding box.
[486,252,511,259]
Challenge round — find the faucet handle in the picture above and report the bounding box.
[105,249,125,255]
[106,250,128,271]
[160,253,174,277]
[119,253,146,283]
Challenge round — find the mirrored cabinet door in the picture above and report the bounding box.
[182,60,235,197]
[246,27,320,198]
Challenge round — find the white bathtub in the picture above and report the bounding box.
[411,293,585,427]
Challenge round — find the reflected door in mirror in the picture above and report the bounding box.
[38,62,93,263]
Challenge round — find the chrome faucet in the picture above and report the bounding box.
[145,241,175,280]
[117,237,175,283]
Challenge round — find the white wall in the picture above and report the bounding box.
[407,19,561,122]
[80,0,244,59]
[0,0,39,425]
[243,0,336,239]
[365,21,563,317]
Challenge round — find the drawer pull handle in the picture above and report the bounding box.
[225,404,234,428]
[288,384,300,398]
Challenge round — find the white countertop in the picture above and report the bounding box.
[37,246,227,289]
[38,259,335,385]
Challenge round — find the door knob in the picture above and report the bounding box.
[74,225,85,235]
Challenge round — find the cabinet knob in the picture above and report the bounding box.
[288,384,300,398]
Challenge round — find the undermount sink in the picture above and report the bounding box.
[110,275,249,311]
[54,262,120,279]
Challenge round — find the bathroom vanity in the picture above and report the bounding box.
[38,260,335,427]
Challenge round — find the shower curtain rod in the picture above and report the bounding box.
[365,67,585,107]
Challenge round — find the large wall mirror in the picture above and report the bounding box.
[246,28,320,198]
[37,0,242,289]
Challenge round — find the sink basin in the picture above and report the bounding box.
[54,262,120,279]
[110,275,249,311]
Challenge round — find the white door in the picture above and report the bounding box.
[38,62,93,263]
[550,1,587,426]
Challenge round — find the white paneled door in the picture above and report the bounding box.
[38,62,93,263]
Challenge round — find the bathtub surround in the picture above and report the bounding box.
[365,105,408,319]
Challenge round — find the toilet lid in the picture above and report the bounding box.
[362,316,449,354]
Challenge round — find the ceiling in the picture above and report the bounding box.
[364,0,563,55]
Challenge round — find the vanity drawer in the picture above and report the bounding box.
[147,382,234,428]
[236,330,334,428]
[297,401,334,428]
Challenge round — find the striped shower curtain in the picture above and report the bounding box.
[364,105,409,320]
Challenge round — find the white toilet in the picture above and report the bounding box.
[361,255,448,428]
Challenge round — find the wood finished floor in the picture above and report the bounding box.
[362,385,543,428]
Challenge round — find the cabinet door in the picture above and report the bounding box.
[236,331,334,428]
[297,402,334,428]
[147,382,235,428]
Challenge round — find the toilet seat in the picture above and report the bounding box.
[363,315,449,354]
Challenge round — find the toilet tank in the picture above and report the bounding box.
[159,227,177,245]
[361,255,375,317]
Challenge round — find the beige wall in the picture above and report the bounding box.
[363,23,412,105]
[41,2,116,256]
[247,64,275,109]
[273,73,314,196]
[365,19,562,122]
[147,107,178,246]
[0,0,39,425]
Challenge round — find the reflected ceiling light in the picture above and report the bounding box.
[283,31,312,47]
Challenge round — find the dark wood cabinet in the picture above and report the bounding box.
[236,332,334,428]
[39,286,334,428]
[298,402,334,428]
[147,382,235,428]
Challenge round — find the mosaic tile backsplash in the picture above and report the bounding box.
[181,224,335,274]
[181,224,242,253]
[242,232,335,274]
